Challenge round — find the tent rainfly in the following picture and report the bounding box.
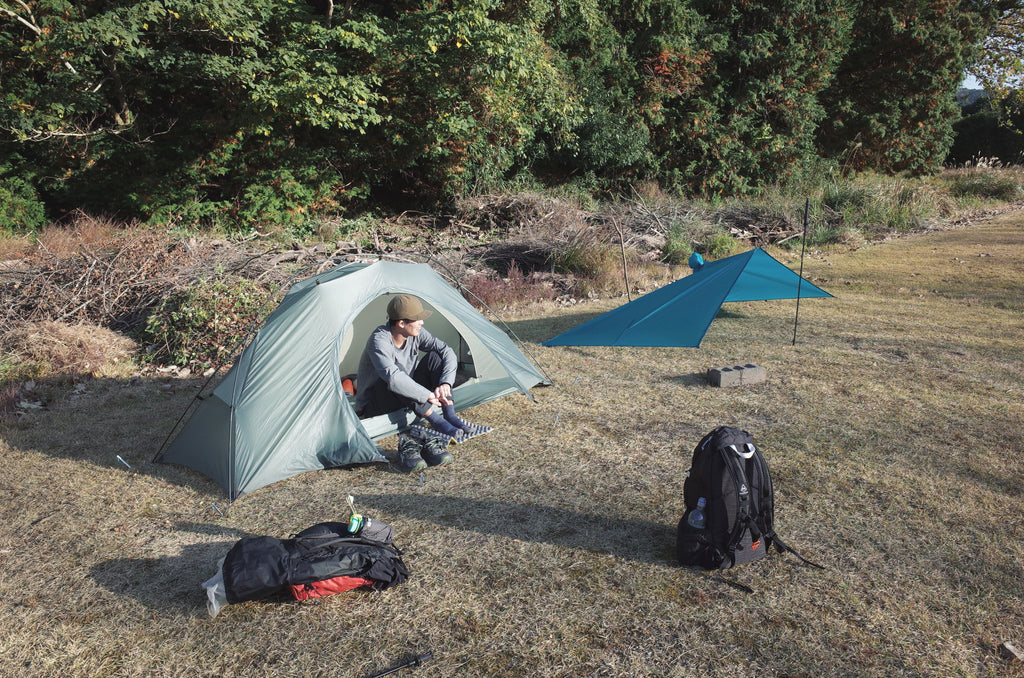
[156,260,549,499]
[542,247,832,347]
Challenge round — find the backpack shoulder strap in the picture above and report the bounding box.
[745,446,825,570]
[766,532,826,569]
[746,443,772,541]
[718,444,757,566]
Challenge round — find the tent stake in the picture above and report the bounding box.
[792,198,810,346]
[362,651,434,678]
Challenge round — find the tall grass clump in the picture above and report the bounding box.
[863,178,932,233]
[0,321,137,388]
[704,230,738,258]
[783,173,940,245]
[549,237,628,295]
[661,211,737,264]
[822,180,873,215]
[943,157,1023,202]
[660,225,693,265]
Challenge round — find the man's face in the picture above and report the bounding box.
[398,318,424,337]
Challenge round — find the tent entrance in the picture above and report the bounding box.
[336,294,484,438]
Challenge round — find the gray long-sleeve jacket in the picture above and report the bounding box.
[354,325,457,411]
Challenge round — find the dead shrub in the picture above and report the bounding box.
[462,261,558,309]
[0,321,137,380]
[454,193,589,240]
[564,242,626,293]
[35,212,121,257]
[0,225,265,335]
[458,193,595,274]
[459,193,684,301]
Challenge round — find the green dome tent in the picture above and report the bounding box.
[156,259,549,499]
[543,247,832,347]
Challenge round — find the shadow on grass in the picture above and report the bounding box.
[89,523,250,614]
[501,309,606,344]
[88,504,682,616]
[664,372,711,387]
[357,493,679,565]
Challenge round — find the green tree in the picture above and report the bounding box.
[816,0,1002,174]
[527,0,663,183]
[1,0,387,227]
[5,0,1015,226]
[948,90,1024,164]
[356,0,581,199]
[966,3,1024,103]
[650,0,853,196]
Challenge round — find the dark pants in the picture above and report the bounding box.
[358,351,447,418]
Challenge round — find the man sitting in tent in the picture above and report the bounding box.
[355,294,476,472]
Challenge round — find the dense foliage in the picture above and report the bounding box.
[815,0,1003,174]
[966,2,1024,103]
[0,0,1014,231]
[140,274,272,368]
[651,0,855,195]
[948,90,1024,165]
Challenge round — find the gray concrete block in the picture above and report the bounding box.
[707,363,766,388]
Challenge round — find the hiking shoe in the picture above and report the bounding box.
[393,435,427,473]
[420,436,453,466]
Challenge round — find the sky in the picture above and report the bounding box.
[961,73,982,89]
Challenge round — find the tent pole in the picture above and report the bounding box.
[792,198,809,346]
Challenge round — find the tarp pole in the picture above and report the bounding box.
[792,198,809,346]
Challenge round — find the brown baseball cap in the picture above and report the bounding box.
[387,294,432,321]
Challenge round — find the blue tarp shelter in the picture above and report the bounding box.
[542,247,832,347]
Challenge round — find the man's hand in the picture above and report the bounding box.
[432,383,453,406]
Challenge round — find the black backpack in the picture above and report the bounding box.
[222,519,408,604]
[676,426,822,570]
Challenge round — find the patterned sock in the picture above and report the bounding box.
[442,404,470,430]
[425,410,459,436]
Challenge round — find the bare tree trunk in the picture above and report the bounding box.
[611,218,631,302]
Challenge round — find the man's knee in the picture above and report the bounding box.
[359,381,410,418]
[413,352,445,388]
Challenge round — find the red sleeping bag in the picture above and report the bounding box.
[290,575,374,601]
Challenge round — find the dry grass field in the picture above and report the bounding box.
[1,212,1022,677]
